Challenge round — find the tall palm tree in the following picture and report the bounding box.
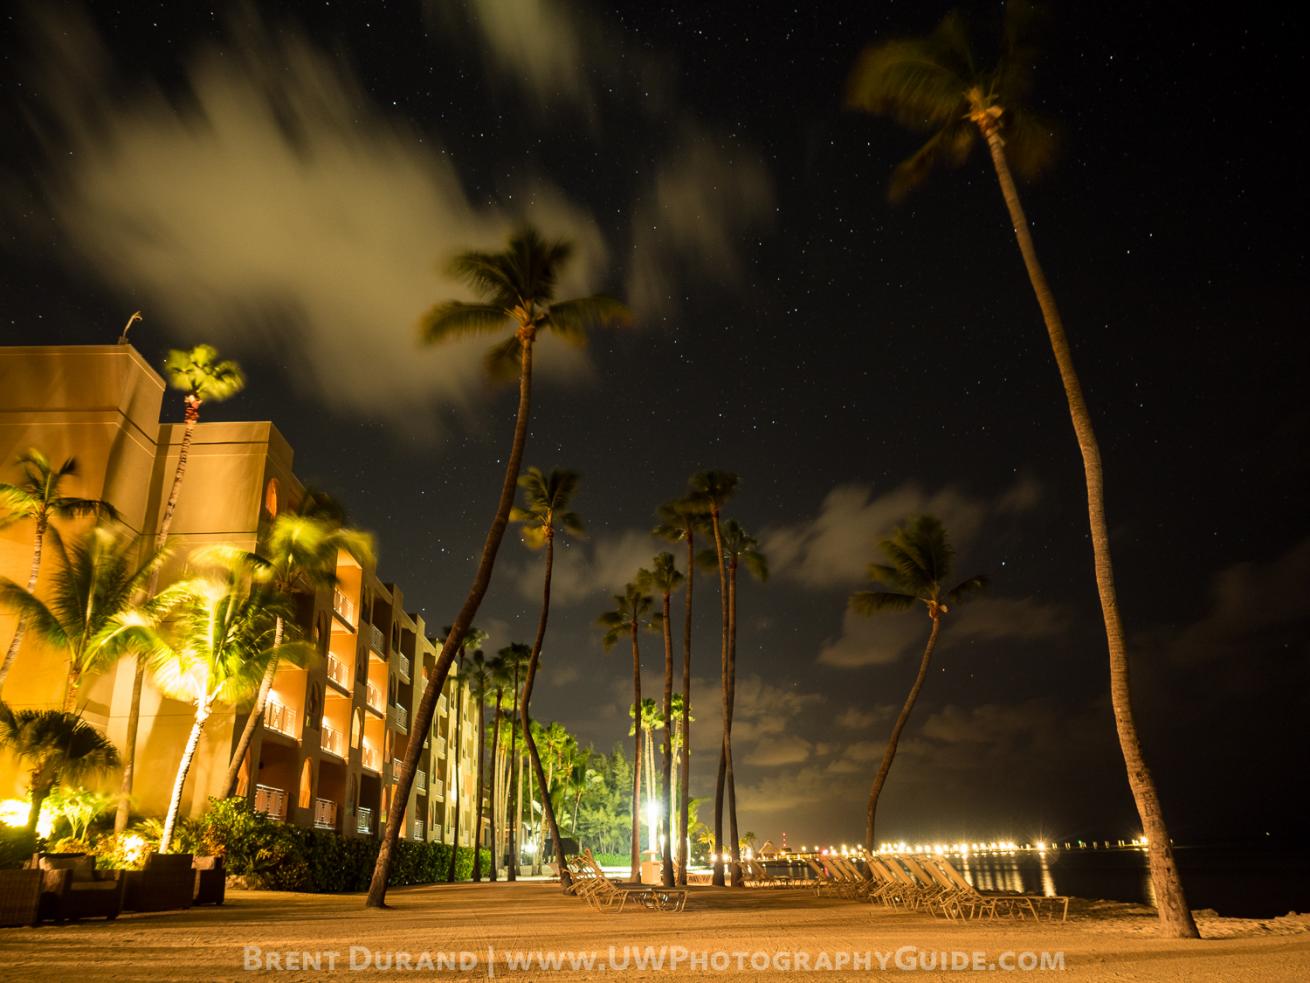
[638,552,684,887]
[0,523,165,711]
[598,581,657,883]
[688,470,738,885]
[149,547,311,853]
[116,344,245,834]
[466,648,492,881]
[511,466,584,888]
[0,448,118,694]
[848,515,984,853]
[667,692,693,864]
[443,625,487,882]
[0,704,120,833]
[484,650,509,882]
[653,494,708,884]
[846,6,1199,939]
[626,697,663,852]
[222,493,374,796]
[496,642,531,881]
[367,228,630,907]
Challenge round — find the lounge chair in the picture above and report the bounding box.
[923,855,1069,922]
[29,854,126,923]
[123,853,195,912]
[193,855,225,906]
[565,854,687,912]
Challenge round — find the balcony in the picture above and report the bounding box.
[365,681,384,714]
[398,654,411,681]
[391,757,403,782]
[430,780,444,803]
[254,784,288,821]
[263,700,298,738]
[313,797,338,831]
[326,652,351,691]
[389,703,408,733]
[320,724,345,758]
[361,746,380,772]
[412,820,424,841]
[332,588,356,627]
[435,735,447,758]
[416,769,427,793]
[357,806,374,835]
[367,624,386,657]
[437,695,448,717]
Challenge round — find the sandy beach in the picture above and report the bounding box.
[2,882,1307,982]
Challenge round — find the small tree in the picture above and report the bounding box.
[0,704,120,833]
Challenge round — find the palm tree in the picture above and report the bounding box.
[510,466,584,888]
[627,697,663,852]
[846,7,1199,939]
[598,581,657,882]
[443,625,487,882]
[0,448,118,694]
[0,705,120,833]
[638,552,684,887]
[222,493,374,796]
[367,228,630,907]
[848,515,984,852]
[484,650,509,882]
[116,344,245,834]
[0,524,165,711]
[667,692,692,864]
[466,648,492,881]
[149,547,310,853]
[653,494,708,885]
[687,470,738,885]
[496,642,531,881]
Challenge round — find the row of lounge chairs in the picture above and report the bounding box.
[0,852,224,928]
[563,852,688,913]
[806,853,1069,922]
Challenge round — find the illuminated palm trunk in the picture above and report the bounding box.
[486,690,502,881]
[709,506,730,887]
[160,696,212,854]
[678,525,695,884]
[724,557,742,886]
[447,660,465,882]
[0,515,47,693]
[223,615,285,796]
[472,699,487,881]
[659,587,675,886]
[629,620,643,883]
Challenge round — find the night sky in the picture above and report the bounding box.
[2,2,1305,848]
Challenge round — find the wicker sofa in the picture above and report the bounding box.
[122,853,195,912]
[29,854,126,923]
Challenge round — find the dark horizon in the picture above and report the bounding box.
[1,1,1305,849]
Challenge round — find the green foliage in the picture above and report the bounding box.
[163,344,246,403]
[0,826,38,869]
[45,786,113,841]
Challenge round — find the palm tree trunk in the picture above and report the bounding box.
[660,590,675,886]
[629,622,643,883]
[0,517,47,694]
[487,695,501,881]
[678,528,694,884]
[865,615,940,849]
[26,775,52,834]
[160,698,211,853]
[507,681,521,882]
[115,403,201,834]
[365,337,536,907]
[472,700,486,881]
[709,508,729,887]
[521,533,571,888]
[447,663,464,882]
[725,559,742,887]
[222,616,284,797]
[978,121,1198,939]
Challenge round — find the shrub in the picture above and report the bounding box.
[0,826,38,868]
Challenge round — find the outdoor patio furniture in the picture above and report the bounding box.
[0,868,46,927]
[193,855,225,905]
[30,855,125,923]
[924,855,1069,922]
[123,853,195,912]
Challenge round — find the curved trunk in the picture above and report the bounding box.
[115,404,200,834]
[472,698,487,881]
[865,616,940,850]
[521,533,572,888]
[660,590,675,886]
[630,622,643,883]
[222,616,285,797]
[366,337,535,907]
[0,516,48,694]
[725,558,741,886]
[678,528,694,884]
[709,508,729,887]
[447,660,464,882]
[979,121,1197,939]
[487,692,501,882]
[160,698,211,854]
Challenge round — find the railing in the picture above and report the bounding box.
[365,681,383,712]
[254,784,288,821]
[320,724,345,757]
[416,769,427,793]
[435,735,447,758]
[389,703,408,732]
[313,797,337,830]
[398,654,411,681]
[263,700,297,738]
[326,652,350,690]
[357,806,374,835]
[367,624,386,655]
[332,588,356,626]
[361,746,380,771]
[413,820,424,841]
[437,695,447,717]
[430,780,444,802]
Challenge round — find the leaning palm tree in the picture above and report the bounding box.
[443,625,487,883]
[149,547,310,853]
[848,515,984,854]
[653,494,708,884]
[598,581,657,883]
[0,704,120,833]
[0,523,165,711]
[222,493,374,796]
[511,466,584,889]
[638,552,684,886]
[846,6,1198,939]
[687,470,738,886]
[367,228,630,907]
[115,344,245,834]
[0,448,118,694]
[466,648,492,881]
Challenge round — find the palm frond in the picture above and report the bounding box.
[0,578,67,648]
[946,574,988,605]
[547,295,634,344]
[483,333,524,383]
[889,120,977,202]
[846,35,969,130]
[419,301,513,344]
[849,590,918,616]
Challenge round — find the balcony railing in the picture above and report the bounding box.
[389,703,408,733]
[430,780,444,802]
[313,797,337,830]
[437,695,447,717]
[391,757,406,783]
[332,587,356,626]
[365,681,383,712]
[357,806,374,835]
[254,783,288,821]
[320,724,345,758]
[413,820,424,840]
[435,735,447,758]
[326,652,350,690]
[367,624,386,656]
[361,746,380,771]
[416,769,427,793]
[398,654,411,681]
[263,700,297,738]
